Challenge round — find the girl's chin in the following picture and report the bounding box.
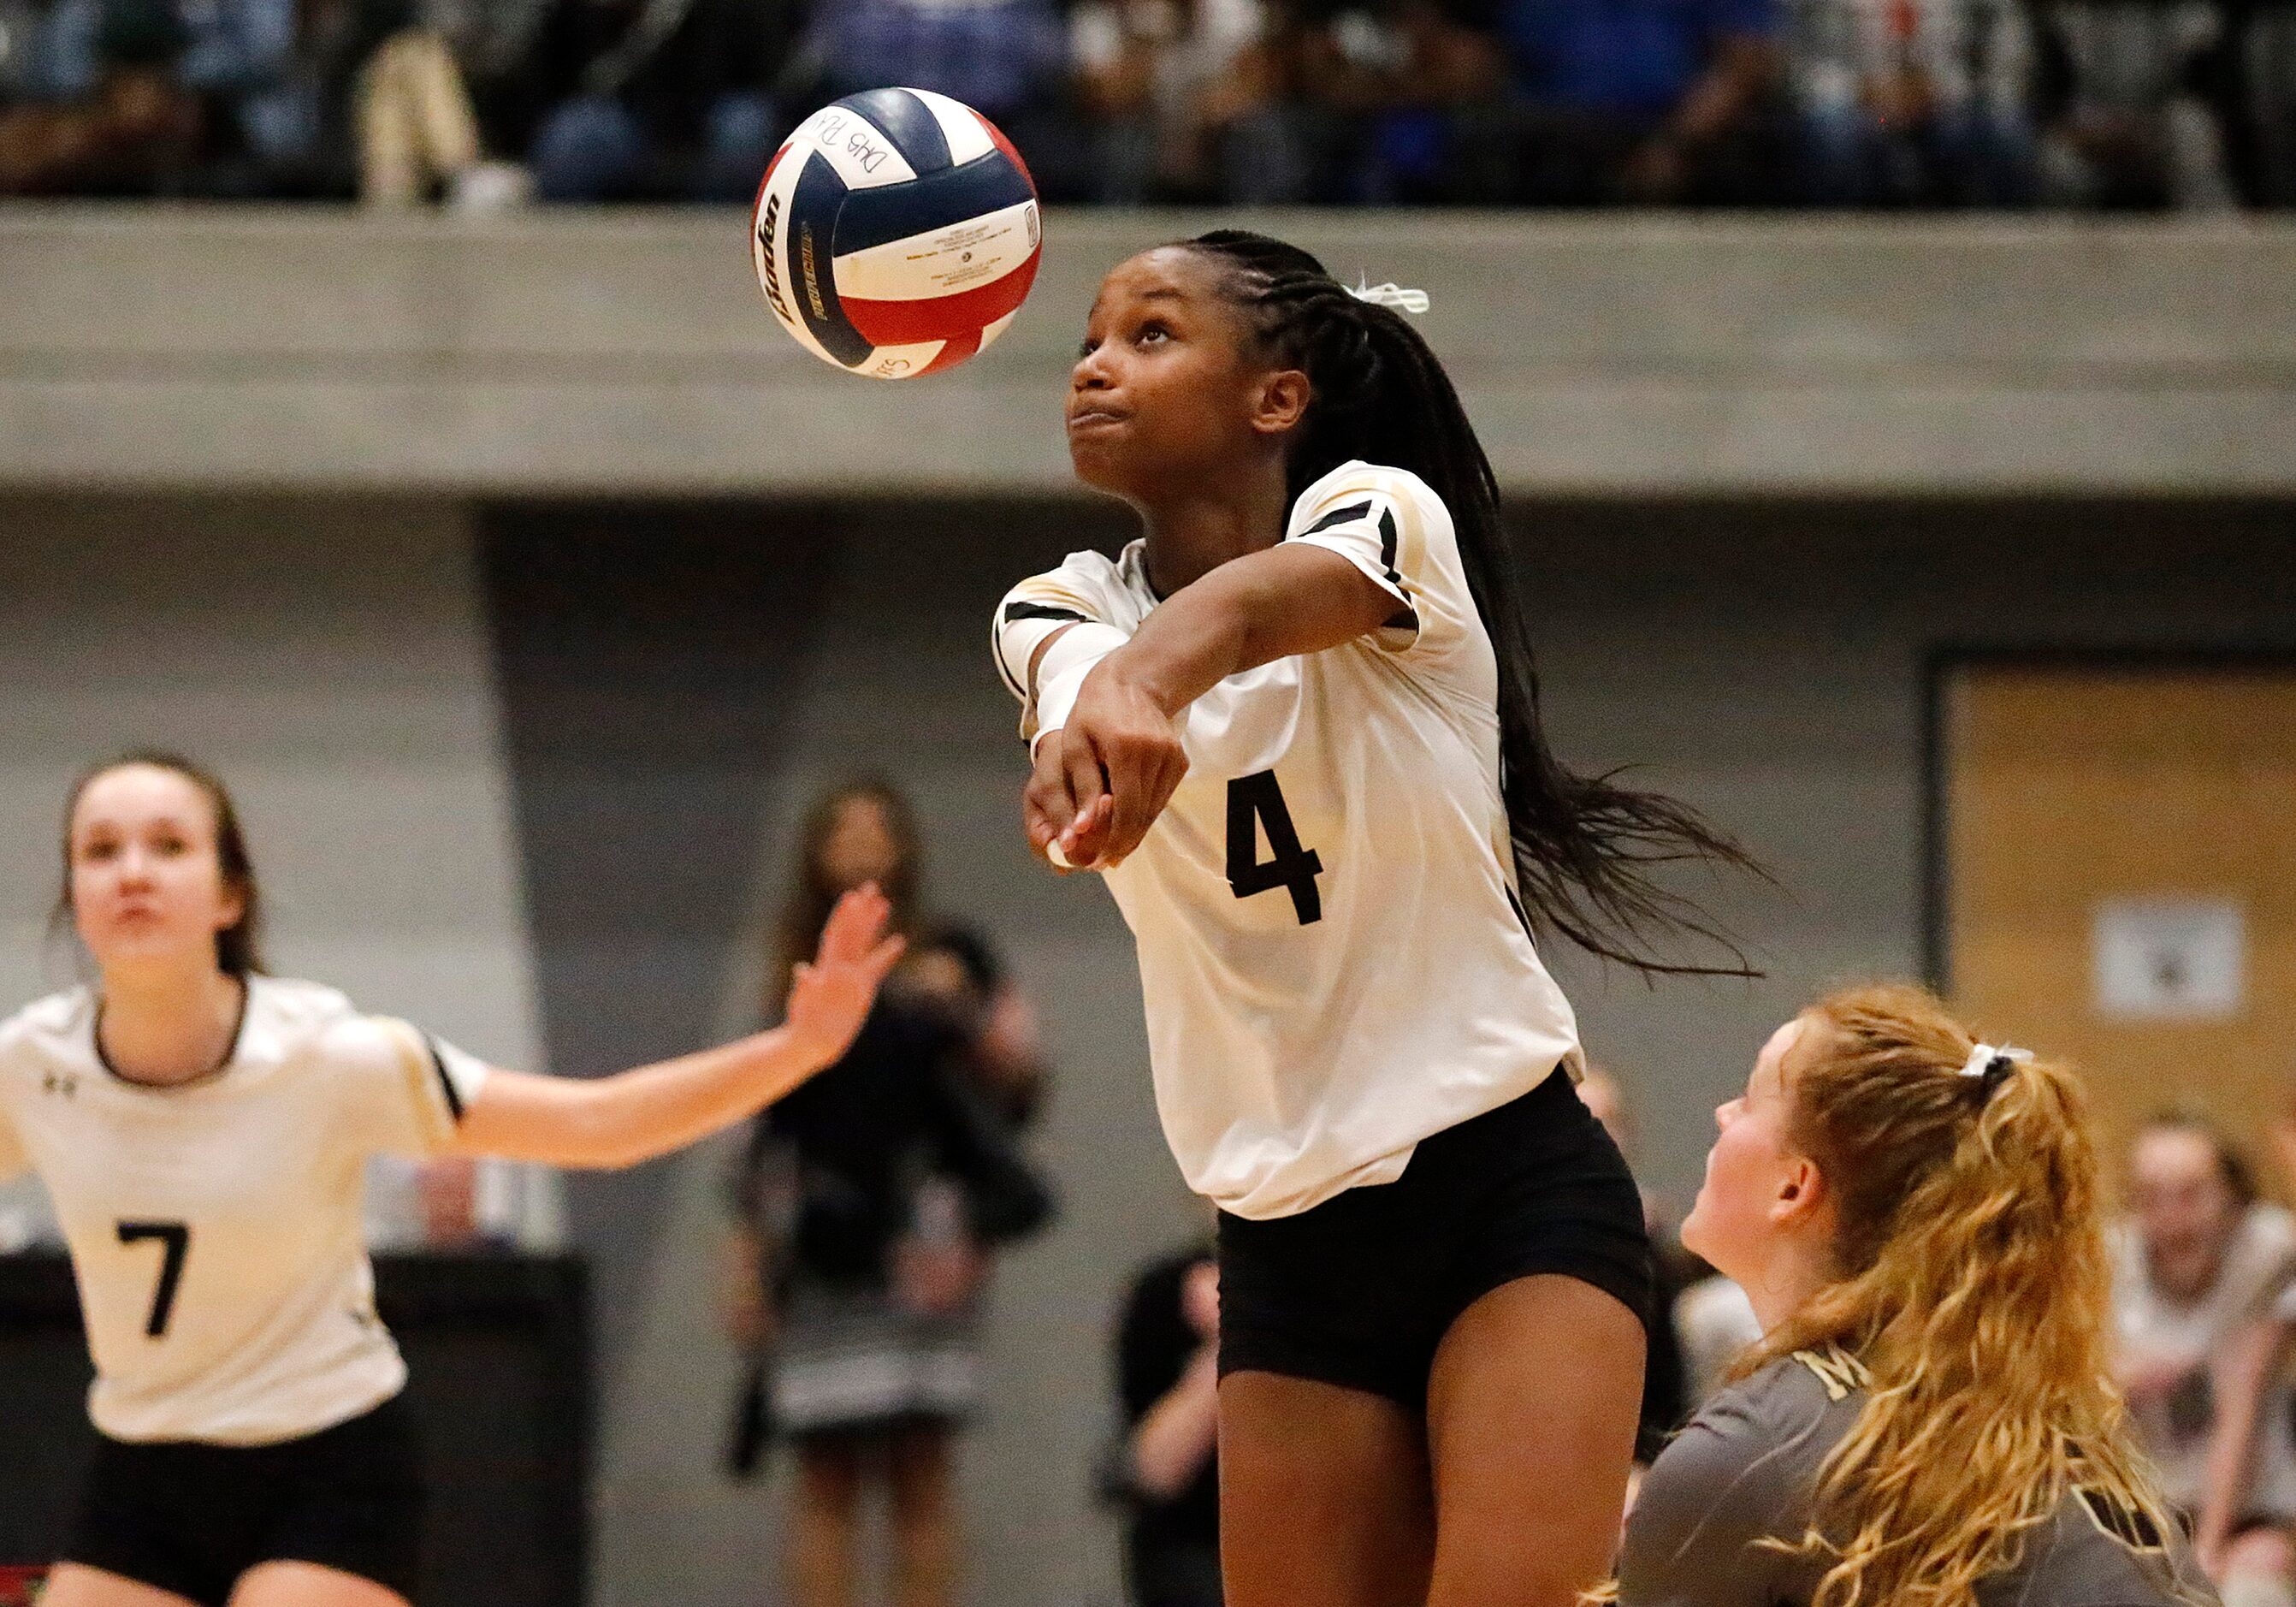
[88,931,208,968]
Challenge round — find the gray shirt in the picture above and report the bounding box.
[1621,1349,2206,1607]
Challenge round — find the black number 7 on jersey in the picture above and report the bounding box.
[117,1220,191,1338]
[1226,772,1324,925]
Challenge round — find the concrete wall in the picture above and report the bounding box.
[0,488,2287,1604]
[3,209,2293,497]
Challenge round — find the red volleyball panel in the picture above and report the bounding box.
[840,249,1040,347]
[752,139,793,216]
[920,329,985,375]
[975,109,1035,192]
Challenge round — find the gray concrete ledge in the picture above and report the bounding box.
[1,205,2292,496]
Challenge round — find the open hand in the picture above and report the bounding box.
[1024,664,1188,870]
[783,884,905,1066]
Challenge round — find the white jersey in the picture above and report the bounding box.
[0,975,489,1444]
[994,460,1583,1219]
[2110,1204,2296,1512]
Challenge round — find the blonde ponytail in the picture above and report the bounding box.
[1743,983,2192,1607]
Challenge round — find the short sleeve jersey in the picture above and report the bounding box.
[1622,1349,2201,1607]
[992,460,1583,1220]
[0,975,488,1444]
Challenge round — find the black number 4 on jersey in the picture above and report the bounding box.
[1226,772,1324,925]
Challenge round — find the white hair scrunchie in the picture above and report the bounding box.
[1960,1042,2034,1082]
[1349,280,1430,315]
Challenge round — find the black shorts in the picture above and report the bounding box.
[61,1394,424,1607]
[1216,1070,1651,1409]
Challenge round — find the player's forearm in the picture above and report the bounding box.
[461,1030,825,1170]
[1109,545,1388,717]
[2196,1323,2280,1554]
[1106,566,1261,718]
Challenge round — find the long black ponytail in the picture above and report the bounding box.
[1184,229,1762,976]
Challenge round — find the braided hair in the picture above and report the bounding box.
[1181,228,1761,976]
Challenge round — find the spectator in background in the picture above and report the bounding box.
[343,0,491,205]
[725,780,1053,1607]
[0,0,199,194]
[166,0,324,189]
[799,0,1071,181]
[1791,0,2038,201]
[2191,1093,2296,1607]
[1106,1238,1222,1607]
[2234,0,2295,202]
[1070,0,1297,202]
[524,0,796,202]
[1474,0,1788,202]
[2029,0,2238,205]
[1288,0,1508,201]
[2110,1111,2296,1594]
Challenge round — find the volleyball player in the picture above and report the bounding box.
[0,752,903,1607]
[990,232,1757,1607]
[1618,984,2204,1607]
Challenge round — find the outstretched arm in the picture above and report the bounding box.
[1028,542,1394,869]
[446,887,903,1171]
[2196,1316,2289,1574]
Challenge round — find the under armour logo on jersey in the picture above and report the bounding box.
[43,1070,79,1099]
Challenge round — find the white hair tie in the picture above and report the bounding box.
[1349,280,1429,315]
[1960,1041,2033,1088]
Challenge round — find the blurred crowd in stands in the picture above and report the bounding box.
[0,0,2290,210]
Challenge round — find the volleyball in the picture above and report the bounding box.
[750,89,1043,381]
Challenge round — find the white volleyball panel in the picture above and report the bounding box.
[785,106,918,191]
[977,308,1022,355]
[853,340,951,381]
[908,87,999,165]
[829,199,1042,303]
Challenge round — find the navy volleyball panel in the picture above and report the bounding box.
[831,155,1037,258]
[788,151,874,368]
[834,87,952,174]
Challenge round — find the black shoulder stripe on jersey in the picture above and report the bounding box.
[1381,504,1418,631]
[1003,602,1089,626]
[423,1033,465,1124]
[1301,501,1417,632]
[1302,499,1376,536]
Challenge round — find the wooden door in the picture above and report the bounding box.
[1939,661,2296,1175]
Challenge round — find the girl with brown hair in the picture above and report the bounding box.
[1618,982,2206,1607]
[726,779,1050,1607]
[2,752,901,1607]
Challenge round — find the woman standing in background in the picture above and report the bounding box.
[725,780,1051,1607]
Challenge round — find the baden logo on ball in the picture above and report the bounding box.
[751,89,1044,380]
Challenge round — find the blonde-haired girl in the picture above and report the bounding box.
[1618,983,2207,1607]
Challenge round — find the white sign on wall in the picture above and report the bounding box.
[2092,898,2246,1021]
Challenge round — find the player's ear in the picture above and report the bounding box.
[1249,368,1311,439]
[215,875,247,936]
[1771,1153,1827,1231]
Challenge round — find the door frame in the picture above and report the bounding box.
[1919,645,2296,993]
